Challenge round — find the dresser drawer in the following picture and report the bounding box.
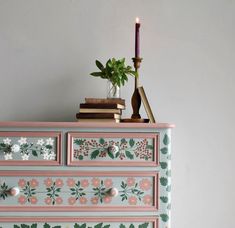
[0,132,61,166]
[0,171,158,212]
[0,217,158,228]
[67,132,159,166]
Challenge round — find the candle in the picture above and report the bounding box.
[135,17,140,58]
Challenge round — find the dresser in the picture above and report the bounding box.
[0,122,174,228]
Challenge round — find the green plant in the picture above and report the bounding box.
[90,58,137,87]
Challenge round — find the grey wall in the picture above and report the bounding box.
[0,0,235,227]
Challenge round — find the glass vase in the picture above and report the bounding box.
[106,80,120,98]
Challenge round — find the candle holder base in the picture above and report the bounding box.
[121,118,149,123]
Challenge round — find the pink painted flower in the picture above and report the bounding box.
[18,179,26,188]
[143,194,152,205]
[44,197,52,205]
[55,179,64,187]
[91,178,100,187]
[128,196,137,205]
[68,197,76,205]
[44,178,53,187]
[79,197,87,204]
[91,197,99,204]
[29,179,39,188]
[81,179,89,188]
[139,178,151,191]
[103,196,112,204]
[55,197,63,204]
[18,195,26,204]
[127,177,136,187]
[104,179,113,188]
[30,196,38,204]
[66,178,75,187]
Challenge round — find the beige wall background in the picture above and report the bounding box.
[0,0,235,227]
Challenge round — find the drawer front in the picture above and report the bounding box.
[0,217,158,228]
[67,132,158,166]
[0,171,158,212]
[0,132,61,166]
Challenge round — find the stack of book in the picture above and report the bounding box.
[76,98,125,123]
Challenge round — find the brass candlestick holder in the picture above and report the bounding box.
[121,57,149,123]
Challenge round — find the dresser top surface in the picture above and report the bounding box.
[0,121,175,129]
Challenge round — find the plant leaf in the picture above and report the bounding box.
[96,60,104,70]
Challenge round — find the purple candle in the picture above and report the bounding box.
[135,17,140,58]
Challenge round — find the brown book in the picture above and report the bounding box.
[80,103,125,110]
[77,118,120,123]
[137,86,156,123]
[79,108,121,114]
[85,98,125,106]
[76,113,121,119]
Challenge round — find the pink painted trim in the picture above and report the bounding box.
[0,171,158,212]
[67,132,159,167]
[0,217,158,227]
[0,131,62,166]
[0,121,175,128]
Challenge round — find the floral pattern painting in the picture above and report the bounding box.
[0,173,155,209]
[0,222,151,228]
[0,135,58,161]
[72,137,155,162]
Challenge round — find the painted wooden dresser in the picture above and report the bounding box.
[0,122,174,228]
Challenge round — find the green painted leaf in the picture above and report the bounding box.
[99,138,105,145]
[119,225,126,228]
[160,177,168,186]
[91,150,100,159]
[115,151,120,158]
[166,185,171,192]
[14,225,20,228]
[160,196,168,203]
[166,170,171,176]
[80,224,87,228]
[32,150,38,157]
[160,147,168,154]
[43,223,51,228]
[129,139,135,147]
[103,225,111,228]
[74,139,84,145]
[108,151,114,159]
[163,134,170,145]
[125,151,134,159]
[160,214,169,222]
[45,145,52,149]
[160,162,168,169]
[74,223,79,228]
[78,155,84,160]
[146,145,153,150]
[121,138,127,144]
[129,225,134,228]
[138,223,149,228]
[94,223,103,228]
[21,225,30,228]
[31,224,37,228]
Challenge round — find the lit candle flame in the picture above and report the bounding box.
[135,17,140,23]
